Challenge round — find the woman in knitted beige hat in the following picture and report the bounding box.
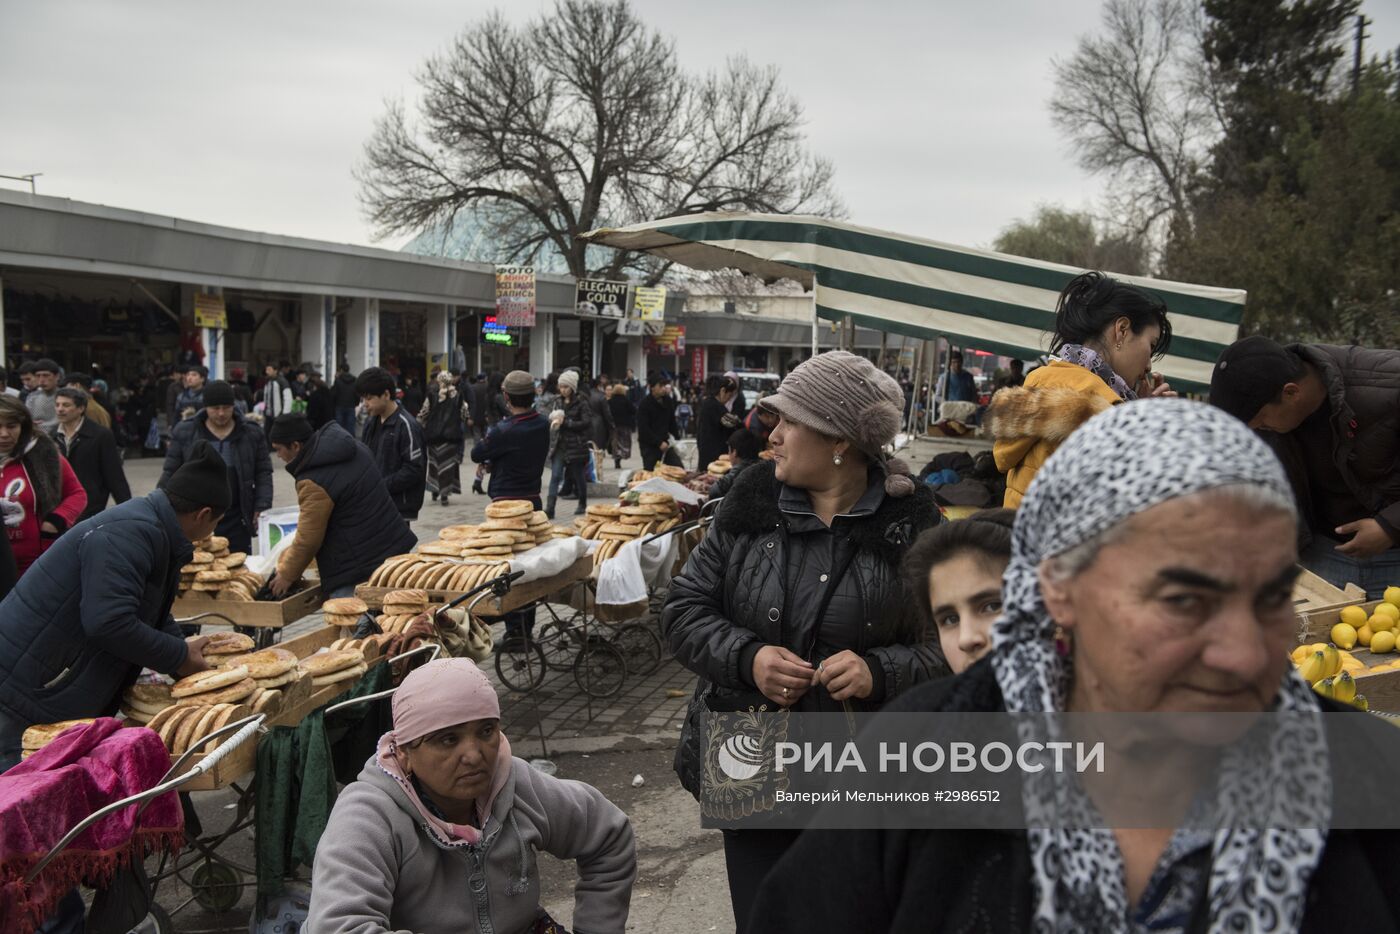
[662,350,943,933]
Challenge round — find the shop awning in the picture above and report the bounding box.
[581,212,1245,392]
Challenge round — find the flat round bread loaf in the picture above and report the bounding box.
[252,689,282,716]
[512,542,534,552]
[124,696,170,718]
[199,632,255,655]
[438,525,479,540]
[465,532,520,547]
[324,612,362,628]
[619,514,650,525]
[218,552,247,569]
[21,719,97,750]
[418,542,465,557]
[126,683,173,706]
[638,493,674,505]
[172,665,250,698]
[312,662,368,689]
[485,499,534,519]
[157,707,199,747]
[120,706,152,724]
[384,589,428,607]
[190,582,223,591]
[586,504,622,518]
[145,706,187,735]
[255,669,299,689]
[479,517,528,532]
[189,550,214,564]
[195,704,249,754]
[176,677,256,706]
[619,505,656,516]
[237,648,297,679]
[322,597,368,616]
[174,706,221,754]
[206,536,229,552]
[195,568,232,582]
[462,545,513,556]
[600,522,640,536]
[300,648,361,677]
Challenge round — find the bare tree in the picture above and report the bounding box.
[1050,0,1219,249]
[358,0,842,281]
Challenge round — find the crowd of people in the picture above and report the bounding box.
[0,263,1397,932]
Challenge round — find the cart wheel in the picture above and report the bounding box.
[190,860,241,913]
[146,903,175,934]
[494,640,547,693]
[573,641,627,698]
[612,623,662,677]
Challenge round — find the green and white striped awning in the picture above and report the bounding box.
[580,212,1245,392]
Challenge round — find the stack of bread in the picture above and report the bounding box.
[212,647,306,715]
[197,631,257,665]
[120,682,175,725]
[574,493,683,567]
[146,703,253,757]
[706,454,733,477]
[323,596,369,629]
[298,648,368,690]
[177,535,264,602]
[627,463,689,487]
[20,719,95,759]
[375,588,433,635]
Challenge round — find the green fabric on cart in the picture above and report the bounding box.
[254,662,393,899]
[255,709,336,900]
[327,661,393,785]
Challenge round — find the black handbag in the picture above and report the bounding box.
[698,538,857,820]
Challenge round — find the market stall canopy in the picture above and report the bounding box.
[580,212,1246,392]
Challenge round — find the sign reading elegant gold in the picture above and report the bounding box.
[192,293,227,329]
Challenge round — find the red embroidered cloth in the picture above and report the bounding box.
[0,719,183,933]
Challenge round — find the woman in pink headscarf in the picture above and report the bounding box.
[308,658,636,934]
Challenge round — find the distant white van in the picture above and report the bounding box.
[733,371,780,410]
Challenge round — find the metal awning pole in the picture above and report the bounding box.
[809,282,819,357]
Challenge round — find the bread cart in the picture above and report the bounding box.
[171,585,324,649]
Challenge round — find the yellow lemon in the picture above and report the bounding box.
[1370,630,1397,655]
[1385,586,1400,608]
[1369,615,1394,635]
[1341,605,1369,628]
[1358,624,1374,647]
[1331,623,1358,650]
[1373,602,1399,624]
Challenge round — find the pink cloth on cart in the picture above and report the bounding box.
[0,718,183,934]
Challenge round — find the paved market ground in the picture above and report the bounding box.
[118,432,977,932]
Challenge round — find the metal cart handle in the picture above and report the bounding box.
[174,612,240,628]
[324,642,443,715]
[436,569,526,614]
[23,714,266,884]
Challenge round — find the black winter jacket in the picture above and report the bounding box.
[558,395,594,465]
[696,396,737,469]
[589,388,615,450]
[282,422,418,594]
[636,394,679,451]
[159,409,273,532]
[332,372,359,409]
[1273,344,1400,546]
[0,492,191,725]
[53,419,131,522]
[361,404,427,519]
[751,660,1400,934]
[663,460,942,797]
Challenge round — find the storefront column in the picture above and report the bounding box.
[722,345,735,373]
[0,276,7,369]
[426,303,451,375]
[181,284,226,381]
[299,295,335,377]
[528,312,555,378]
[345,297,380,374]
[626,334,645,381]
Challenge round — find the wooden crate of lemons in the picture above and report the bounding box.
[1293,586,1400,713]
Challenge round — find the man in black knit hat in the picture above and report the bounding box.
[158,379,272,554]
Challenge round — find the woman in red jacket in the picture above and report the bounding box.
[0,395,86,577]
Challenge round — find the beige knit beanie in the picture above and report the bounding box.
[759,351,916,497]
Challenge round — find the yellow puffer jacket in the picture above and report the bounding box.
[989,361,1121,508]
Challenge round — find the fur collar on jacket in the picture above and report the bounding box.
[715,460,939,565]
[987,385,1113,444]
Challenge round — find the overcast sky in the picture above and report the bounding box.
[2,0,1396,255]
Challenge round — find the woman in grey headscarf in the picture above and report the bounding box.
[750,399,1400,933]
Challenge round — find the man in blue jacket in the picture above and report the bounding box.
[470,369,550,510]
[356,366,427,521]
[0,441,228,770]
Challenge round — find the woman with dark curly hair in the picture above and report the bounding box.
[990,271,1176,507]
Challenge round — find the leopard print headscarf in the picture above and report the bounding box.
[991,398,1329,933]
